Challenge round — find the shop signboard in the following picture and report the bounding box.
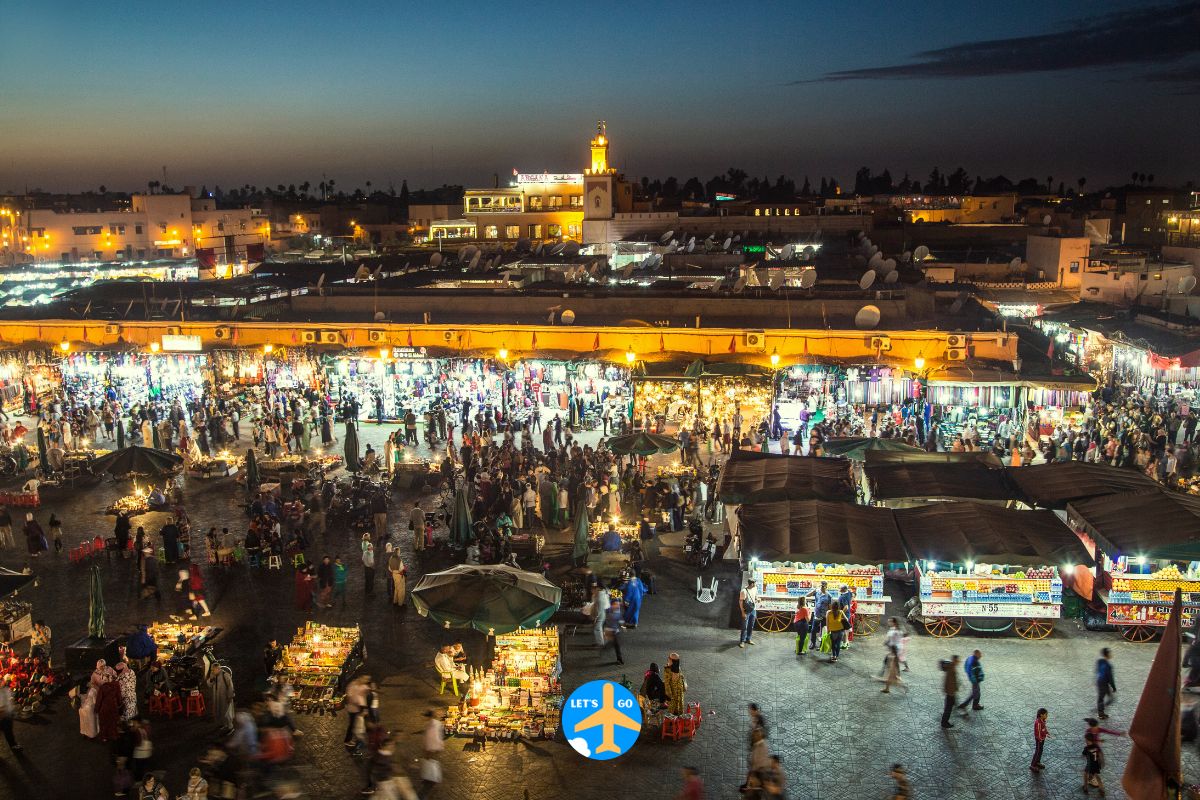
[517,173,583,185]
[161,334,203,352]
[390,347,428,359]
[1106,602,1200,628]
[923,601,1060,619]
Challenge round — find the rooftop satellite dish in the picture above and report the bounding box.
[900,250,912,263]
[469,251,481,271]
[883,258,897,272]
[686,240,695,253]
[868,252,884,268]
[1009,256,1022,271]
[722,237,732,251]
[704,234,714,244]
[1179,275,1197,294]
[767,270,784,290]
[659,230,675,245]
[1042,214,1052,226]
[550,242,565,256]
[802,245,816,259]
[535,242,544,256]
[561,309,576,325]
[853,254,867,267]
[883,270,899,284]
[949,291,968,314]
[733,234,742,243]
[859,269,877,290]
[862,237,872,249]
[516,237,531,252]
[733,274,748,292]
[457,246,469,262]
[781,244,795,260]
[429,252,443,268]
[665,242,677,254]
[855,304,882,329]
[374,311,386,322]
[914,245,930,261]
[315,272,326,290]
[799,269,818,289]
[856,232,866,241]
[688,236,696,246]
[564,242,581,257]
[869,245,880,256]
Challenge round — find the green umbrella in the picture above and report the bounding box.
[820,437,922,461]
[244,448,260,496]
[411,564,562,635]
[36,427,48,475]
[449,487,473,547]
[88,564,105,639]
[116,418,125,450]
[344,422,360,472]
[91,446,183,477]
[572,499,591,564]
[605,431,681,457]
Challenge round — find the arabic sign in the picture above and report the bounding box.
[517,173,583,185]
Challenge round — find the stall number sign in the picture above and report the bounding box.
[1107,603,1199,628]
[564,680,642,760]
[161,334,202,352]
[924,601,1059,619]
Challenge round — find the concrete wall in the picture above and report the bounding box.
[1026,235,1090,288]
[1080,264,1195,304]
[1164,246,1200,269]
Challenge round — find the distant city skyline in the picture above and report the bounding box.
[4,1,1198,193]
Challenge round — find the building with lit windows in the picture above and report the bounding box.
[1,192,269,265]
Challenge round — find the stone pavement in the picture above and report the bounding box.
[0,418,1194,799]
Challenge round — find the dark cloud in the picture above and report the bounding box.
[795,2,1200,84]
[1138,62,1200,94]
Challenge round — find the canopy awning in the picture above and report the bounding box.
[865,461,1020,503]
[864,449,1004,468]
[820,437,922,461]
[737,500,907,563]
[1007,462,1162,509]
[895,502,1094,567]
[716,449,855,505]
[1066,489,1200,561]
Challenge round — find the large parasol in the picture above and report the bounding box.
[116,418,125,450]
[244,448,260,496]
[88,564,105,638]
[36,428,48,474]
[411,564,562,635]
[605,431,681,457]
[91,446,183,477]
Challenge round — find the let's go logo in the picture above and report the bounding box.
[562,680,642,760]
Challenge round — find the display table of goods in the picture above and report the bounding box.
[919,567,1062,617]
[446,629,562,741]
[589,520,640,547]
[105,492,152,517]
[0,598,33,643]
[749,561,890,633]
[274,623,364,713]
[187,452,242,478]
[656,464,696,479]
[1106,565,1200,628]
[509,531,544,556]
[148,622,221,661]
[0,644,59,713]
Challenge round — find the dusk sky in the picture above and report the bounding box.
[3,0,1198,193]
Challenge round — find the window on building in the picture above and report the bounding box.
[484,225,499,239]
[547,223,561,238]
[504,225,520,239]
[1112,273,1120,281]
[137,249,146,258]
[239,221,246,231]
[594,196,601,209]
[1140,273,1148,281]
[30,228,45,238]
[528,224,542,238]
[1069,261,1079,273]
[569,195,582,208]
[72,226,102,235]
[528,196,543,211]
[567,224,580,238]
[135,225,143,235]
[548,196,563,209]
[217,222,224,232]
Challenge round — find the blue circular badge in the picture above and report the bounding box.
[562,679,643,760]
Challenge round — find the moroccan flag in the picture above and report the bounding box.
[803,338,809,355]
[729,336,736,353]
[1122,588,1183,799]
[592,334,600,351]
[1047,339,1055,359]
[531,332,538,350]
[407,330,413,347]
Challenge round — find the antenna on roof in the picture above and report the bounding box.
[659,230,675,245]
[859,270,877,290]
[1042,214,1052,226]
[1009,256,1022,272]
[1179,275,1197,294]
[854,304,881,329]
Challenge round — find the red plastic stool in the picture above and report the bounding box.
[661,715,682,741]
[185,690,206,718]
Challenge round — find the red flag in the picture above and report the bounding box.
[592,334,600,351]
[729,336,736,353]
[1047,339,1054,359]
[1123,589,1183,798]
[407,330,413,347]
[659,333,665,352]
[291,330,298,344]
[531,332,538,350]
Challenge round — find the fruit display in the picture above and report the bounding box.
[920,567,1063,609]
[273,623,363,714]
[1109,566,1200,606]
[748,561,890,614]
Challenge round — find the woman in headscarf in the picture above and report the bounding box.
[621,571,646,628]
[96,671,123,741]
[23,512,47,556]
[114,661,138,721]
[663,652,687,716]
[77,676,100,738]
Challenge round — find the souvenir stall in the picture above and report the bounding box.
[775,365,913,435]
[187,449,242,479]
[1066,488,1200,642]
[0,356,30,412]
[324,354,506,423]
[588,518,640,549]
[212,348,321,391]
[147,622,222,689]
[736,500,904,635]
[445,628,562,741]
[0,642,59,712]
[698,373,773,434]
[632,372,695,434]
[273,622,364,713]
[0,573,35,644]
[512,360,630,428]
[895,502,1092,639]
[59,352,210,408]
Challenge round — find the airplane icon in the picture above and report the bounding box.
[573,682,641,754]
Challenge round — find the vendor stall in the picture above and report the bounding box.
[146,622,222,690]
[736,500,904,635]
[864,460,1018,508]
[895,502,1093,639]
[445,628,562,741]
[187,450,242,479]
[0,573,36,644]
[632,365,696,434]
[273,622,364,713]
[696,363,774,434]
[60,352,210,408]
[0,642,59,713]
[1006,461,1161,509]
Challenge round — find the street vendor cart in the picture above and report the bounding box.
[736,500,905,635]
[895,502,1093,639]
[445,628,562,741]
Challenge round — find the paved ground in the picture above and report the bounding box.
[0,418,1195,800]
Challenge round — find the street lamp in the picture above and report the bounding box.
[497,346,508,361]
[59,339,70,353]
[770,349,780,368]
[149,341,161,353]
[914,354,925,370]
[263,343,274,355]
[625,347,636,364]
[378,347,389,360]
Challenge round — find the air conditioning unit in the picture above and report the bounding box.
[870,336,892,352]
[947,347,968,361]
[103,324,121,336]
[946,334,967,348]
[442,330,456,343]
[165,325,182,336]
[743,332,766,351]
[213,326,232,340]
[320,331,342,345]
[301,331,318,344]
[367,330,386,344]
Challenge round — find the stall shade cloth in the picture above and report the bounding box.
[863,449,1004,468]
[1066,489,1200,561]
[605,432,680,457]
[0,573,34,600]
[116,419,125,450]
[344,422,360,472]
[865,461,1020,502]
[1006,461,1163,509]
[36,428,48,475]
[716,449,854,505]
[91,446,183,477]
[571,499,591,563]
[894,502,1094,567]
[448,488,473,547]
[411,564,562,635]
[736,500,907,564]
[820,437,922,461]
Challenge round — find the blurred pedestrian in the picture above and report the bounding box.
[957,649,984,714]
[940,654,960,729]
[1095,648,1116,719]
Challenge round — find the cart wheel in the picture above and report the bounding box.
[755,611,791,633]
[854,615,881,637]
[1014,619,1055,640]
[1121,625,1159,643]
[924,617,962,638]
